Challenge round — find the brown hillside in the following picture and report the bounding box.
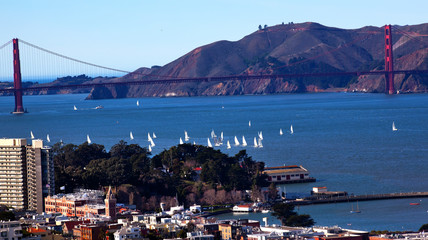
[87,22,428,99]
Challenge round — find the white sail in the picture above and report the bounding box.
[211,129,216,138]
[258,138,263,148]
[234,136,240,146]
[152,132,157,139]
[227,140,231,149]
[258,131,263,140]
[207,138,213,148]
[148,145,152,152]
[242,136,247,146]
[290,125,294,134]
[179,137,184,145]
[30,131,35,139]
[249,121,251,127]
[392,122,398,131]
[279,128,283,135]
[253,137,258,148]
[46,134,50,143]
[148,132,153,142]
[193,141,196,145]
[136,100,140,106]
[150,138,155,147]
[73,105,77,111]
[130,132,134,140]
[184,131,190,141]
[220,132,224,141]
[87,135,91,144]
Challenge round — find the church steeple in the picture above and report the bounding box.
[105,186,117,220]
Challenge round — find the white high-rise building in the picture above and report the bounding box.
[0,138,54,213]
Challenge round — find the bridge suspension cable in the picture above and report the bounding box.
[391,26,428,46]
[19,39,131,74]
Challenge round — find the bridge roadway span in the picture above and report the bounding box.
[291,191,428,205]
[1,70,428,93]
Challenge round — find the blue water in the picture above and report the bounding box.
[1,93,427,231]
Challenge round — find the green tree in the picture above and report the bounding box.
[177,229,187,239]
[0,211,15,221]
[267,183,278,201]
[419,223,428,232]
[271,203,315,227]
[52,142,109,193]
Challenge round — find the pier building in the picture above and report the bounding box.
[263,165,315,184]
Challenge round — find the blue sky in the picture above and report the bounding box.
[1,0,427,72]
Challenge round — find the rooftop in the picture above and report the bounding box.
[49,189,104,201]
[263,165,308,174]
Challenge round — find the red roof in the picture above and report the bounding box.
[28,228,47,234]
[237,204,252,208]
[193,167,202,171]
[63,220,90,231]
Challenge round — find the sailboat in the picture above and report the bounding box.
[392,122,398,131]
[152,132,157,139]
[148,145,152,152]
[249,121,251,127]
[207,138,213,148]
[258,131,263,140]
[150,138,155,147]
[136,100,140,106]
[179,137,184,145]
[290,125,294,134]
[220,132,224,141]
[279,128,283,135]
[258,138,263,148]
[184,131,190,141]
[73,105,77,111]
[234,136,240,146]
[30,131,35,139]
[130,132,134,140]
[193,141,196,145]
[350,201,361,213]
[87,135,91,144]
[46,134,51,143]
[253,137,258,148]
[242,136,247,147]
[227,140,231,149]
[211,129,216,138]
[148,133,153,142]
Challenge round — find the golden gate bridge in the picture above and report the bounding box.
[0,25,427,114]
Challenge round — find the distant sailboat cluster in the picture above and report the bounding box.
[73,120,295,152]
[31,118,399,156]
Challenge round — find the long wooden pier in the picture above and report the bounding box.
[291,191,428,205]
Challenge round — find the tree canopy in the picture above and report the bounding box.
[419,223,428,232]
[271,202,315,227]
[52,141,268,210]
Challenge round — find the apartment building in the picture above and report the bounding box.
[0,138,54,213]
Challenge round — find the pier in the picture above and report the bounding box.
[291,191,428,205]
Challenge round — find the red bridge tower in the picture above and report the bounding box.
[12,38,25,113]
[384,25,395,94]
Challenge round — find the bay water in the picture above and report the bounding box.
[0,93,427,231]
